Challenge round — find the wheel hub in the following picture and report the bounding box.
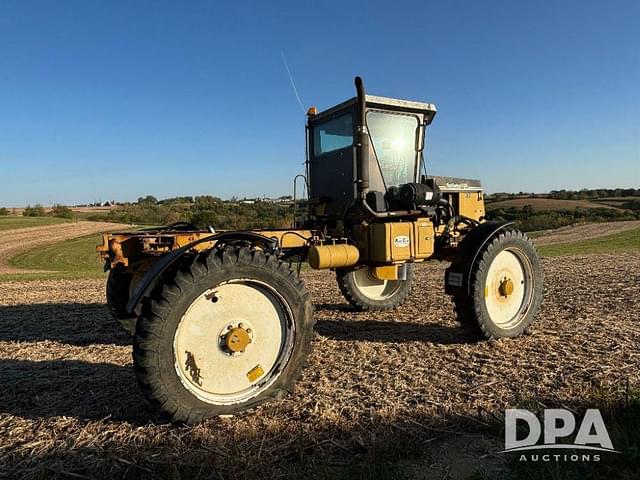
[224,326,252,353]
[498,277,514,298]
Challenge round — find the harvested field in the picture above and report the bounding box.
[593,197,639,206]
[1,252,639,478]
[4,206,114,216]
[0,216,71,232]
[486,197,621,211]
[0,222,126,275]
[532,220,640,245]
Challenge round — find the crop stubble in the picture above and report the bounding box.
[0,251,638,478]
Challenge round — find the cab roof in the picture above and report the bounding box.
[312,94,437,124]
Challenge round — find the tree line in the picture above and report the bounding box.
[487,188,640,202]
[487,205,639,232]
[88,196,297,229]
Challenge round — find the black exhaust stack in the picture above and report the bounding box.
[354,76,369,198]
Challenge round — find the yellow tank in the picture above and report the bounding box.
[366,219,434,263]
[308,244,360,269]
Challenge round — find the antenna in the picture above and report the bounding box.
[281,50,305,114]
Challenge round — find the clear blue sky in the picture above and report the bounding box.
[1,0,638,206]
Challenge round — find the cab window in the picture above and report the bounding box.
[313,114,353,156]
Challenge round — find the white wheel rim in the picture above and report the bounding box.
[173,279,294,405]
[352,267,403,301]
[484,249,532,328]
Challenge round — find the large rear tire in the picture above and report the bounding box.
[133,246,315,424]
[106,269,137,336]
[336,264,414,311]
[452,229,543,339]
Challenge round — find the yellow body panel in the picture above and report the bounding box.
[367,219,435,264]
[414,220,434,259]
[457,191,485,221]
[369,222,412,262]
[371,265,399,280]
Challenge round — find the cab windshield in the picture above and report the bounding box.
[367,111,419,188]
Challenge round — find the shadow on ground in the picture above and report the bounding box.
[315,318,478,344]
[0,301,475,424]
[0,352,502,479]
[0,354,505,480]
[0,303,131,346]
[1,303,638,479]
[0,358,155,424]
[3,358,636,480]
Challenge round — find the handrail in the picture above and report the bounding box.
[292,174,309,228]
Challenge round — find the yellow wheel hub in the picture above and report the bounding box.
[225,327,252,353]
[498,278,514,298]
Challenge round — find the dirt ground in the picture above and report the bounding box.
[532,220,640,245]
[1,252,639,479]
[0,222,126,274]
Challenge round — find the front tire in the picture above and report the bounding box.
[453,229,543,338]
[336,264,415,311]
[133,246,314,424]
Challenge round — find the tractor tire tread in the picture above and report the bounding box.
[133,245,315,424]
[452,229,543,339]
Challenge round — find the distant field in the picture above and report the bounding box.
[73,211,106,221]
[594,196,639,202]
[0,221,127,280]
[7,233,106,280]
[3,205,113,215]
[537,227,640,256]
[486,197,621,211]
[592,197,638,208]
[532,220,640,245]
[0,216,72,231]
[1,206,114,222]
